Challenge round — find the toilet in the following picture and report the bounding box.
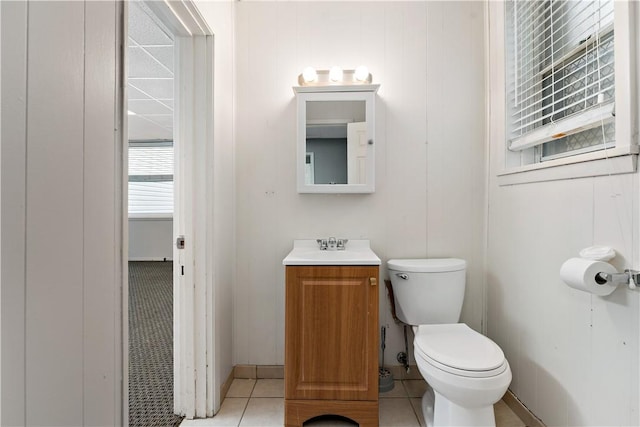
[388,259,512,427]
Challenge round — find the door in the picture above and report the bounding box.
[172,33,215,418]
[347,122,368,185]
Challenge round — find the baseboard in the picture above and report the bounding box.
[234,365,257,379]
[502,389,546,427]
[232,364,421,381]
[234,365,284,379]
[220,368,235,401]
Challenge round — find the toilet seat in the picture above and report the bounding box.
[414,324,507,378]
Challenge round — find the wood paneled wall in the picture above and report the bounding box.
[1,2,124,424]
[232,1,487,369]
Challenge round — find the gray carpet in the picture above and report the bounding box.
[129,261,183,427]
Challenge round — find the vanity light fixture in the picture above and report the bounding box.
[329,66,343,82]
[297,66,373,87]
[302,66,318,83]
[354,65,370,82]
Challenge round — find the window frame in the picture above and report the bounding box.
[489,0,638,185]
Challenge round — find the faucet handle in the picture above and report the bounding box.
[337,239,348,250]
[316,239,328,250]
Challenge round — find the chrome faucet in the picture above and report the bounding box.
[328,237,337,250]
[316,237,348,251]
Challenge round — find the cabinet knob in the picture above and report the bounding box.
[370,277,377,286]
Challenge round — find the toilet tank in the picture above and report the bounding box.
[387,259,466,325]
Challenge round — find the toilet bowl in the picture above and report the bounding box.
[413,324,512,426]
[387,259,512,427]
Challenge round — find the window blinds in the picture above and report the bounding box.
[507,0,615,151]
[128,143,174,216]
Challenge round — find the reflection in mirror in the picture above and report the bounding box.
[305,153,315,184]
[305,101,367,186]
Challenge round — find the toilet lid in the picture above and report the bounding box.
[414,324,506,377]
[387,258,466,273]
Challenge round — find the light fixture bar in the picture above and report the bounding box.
[298,68,372,87]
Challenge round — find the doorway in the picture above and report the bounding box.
[123,0,216,424]
[127,2,178,425]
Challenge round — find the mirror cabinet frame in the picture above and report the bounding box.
[294,85,379,193]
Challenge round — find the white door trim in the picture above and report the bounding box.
[173,32,216,419]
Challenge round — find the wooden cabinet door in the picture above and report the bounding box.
[285,266,379,401]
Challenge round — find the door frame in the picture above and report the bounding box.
[123,1,216,423]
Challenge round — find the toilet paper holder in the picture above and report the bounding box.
[596,269,640,290]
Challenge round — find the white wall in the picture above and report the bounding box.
[231,1,486,367]
[486,2,640,425]
[0,2,3,421]
[129,218,173,261]
[1,1,123,425]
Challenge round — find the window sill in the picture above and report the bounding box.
[497,146,639,186]
[128,214,174,220]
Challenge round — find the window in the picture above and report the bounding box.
[506,0,616,161]
[128,141,173,217]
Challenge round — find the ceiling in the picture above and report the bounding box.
[128,2,174,141]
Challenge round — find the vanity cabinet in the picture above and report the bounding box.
[285,265,379,427]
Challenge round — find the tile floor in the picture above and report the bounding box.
[180,378,526,427]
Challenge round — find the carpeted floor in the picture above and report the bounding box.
[129,261,183,427]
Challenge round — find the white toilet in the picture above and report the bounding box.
[388,259,512,427]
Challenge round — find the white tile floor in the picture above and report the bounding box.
[180,378,526,427]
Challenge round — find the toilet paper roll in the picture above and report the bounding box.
[560,257,619,296]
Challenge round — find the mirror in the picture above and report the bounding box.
[295,89,377,193]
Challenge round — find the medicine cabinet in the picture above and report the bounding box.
[294,85,379,193]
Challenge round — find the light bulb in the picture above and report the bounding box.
[329,66,343,82]
[302,66,317,83]
[354,65,369,82]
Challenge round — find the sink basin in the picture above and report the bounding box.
[283,239,381,266]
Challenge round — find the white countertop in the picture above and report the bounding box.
[283,239,381,266]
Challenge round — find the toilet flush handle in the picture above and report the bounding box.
[396,273,409,280]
